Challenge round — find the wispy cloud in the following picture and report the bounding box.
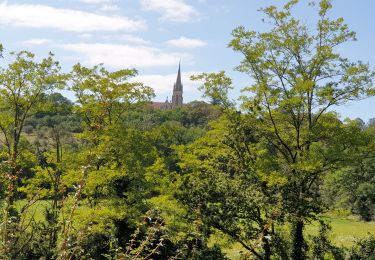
[79,33,93,39]
[0,2,146,32]
[99,4,120,12]
[117,34,150,45]
[19,38,53,46]
[78,0,112,4]
[78,0,119,12]
[167,36,207,49]
[140,0,200,22]
[57,43,190,68]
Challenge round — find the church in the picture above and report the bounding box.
[150,63,183,109]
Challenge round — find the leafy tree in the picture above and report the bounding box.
[186,1,375,258]
[368,118,375,128]
[227,0,374,258]
[308,221,345,259]
[325,122,375,221]
[20,92,81,259]
[0,51,65,257]
[54,64,156,258]
[178,114,288,260]
[70,64,153,131]
[348,235,375,260]
[182,101,222,128]
[191,71,233,108]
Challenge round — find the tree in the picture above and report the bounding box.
[20,92,79,259]
[188,0,374,258]
[0,51,65,257]
[53,64,156,258]
[191,71,233,108]
[70,64,154,131]
[69,63,155,201]
[368,117,375,128]
[348,235,375,259]
[179,101,221,128]
[227,1,374,258]
[325,122,375,221]
[178,114,289,259]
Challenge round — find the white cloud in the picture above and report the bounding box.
[57,43,190,68]
[117,34,150,45]
[133,71,200,95]
[0,2,146,32]
[167,36,207,49]
[140,0,200,22]
[99,4,120,12]
[80,33,93,39]
[79,0,111,4]
[19,38,52,46]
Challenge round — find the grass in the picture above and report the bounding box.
[210,215,375,259]
[10,200,375,259]
[14,199,53,222]
[306,216,375,248]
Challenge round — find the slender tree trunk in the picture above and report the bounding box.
[50,129,62,256]
[2,180,14,255]
[2,155,18,257]
[262,233,271,260]
[291,220,305,260]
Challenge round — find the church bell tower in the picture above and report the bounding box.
[172,63,183,108]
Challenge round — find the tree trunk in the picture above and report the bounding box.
[2,172,17,257]
[291,220,305,260]
[262,233,271,260]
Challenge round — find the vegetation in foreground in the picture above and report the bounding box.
[0,0,374,259]
[220,216,375,259]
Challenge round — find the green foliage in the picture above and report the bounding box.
[177,114,288,259]
[70,63,154,130]
[0,2,374,257]
[308,221,345,259]
[187,0,375,259]
[0,50,65,257]
[348,235,375,260]
[324,123,375,221]
[191,72,233,106]
[229,0,374,258]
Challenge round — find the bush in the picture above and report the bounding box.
[348,235,375,260]
[23,125,34,134]
[309,221,345,260]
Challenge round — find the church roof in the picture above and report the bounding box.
[149,101,171,109]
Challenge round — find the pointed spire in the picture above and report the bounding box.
[172,61,183,107]
[175,61,182,91]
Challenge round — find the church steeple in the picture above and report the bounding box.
[174,62,182,91]
[172,62,183,107]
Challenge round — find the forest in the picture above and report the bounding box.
[0,0,374,259]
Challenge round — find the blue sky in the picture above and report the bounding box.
[1,0,374,121]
